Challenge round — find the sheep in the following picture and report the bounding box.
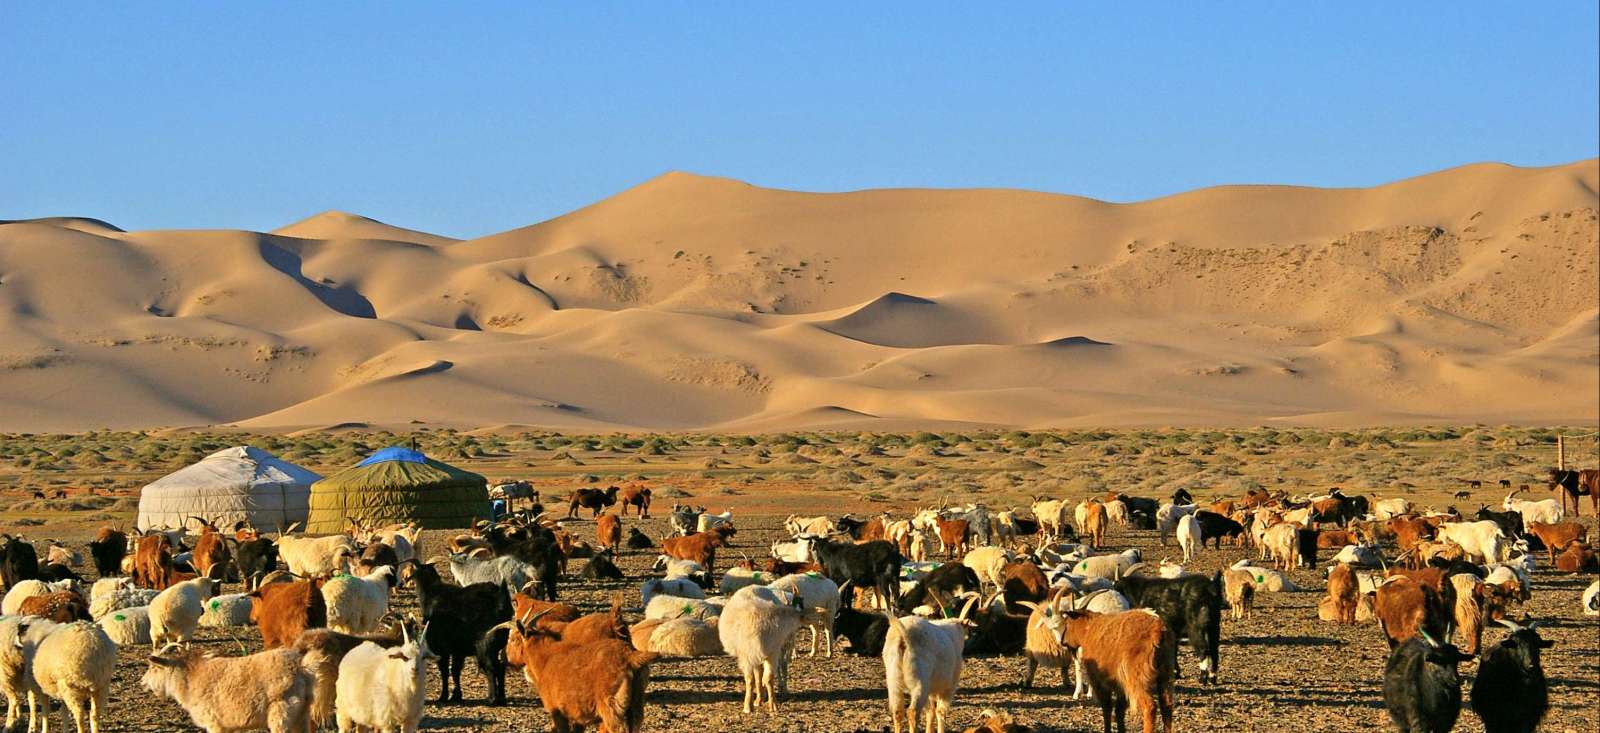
[1,617,59,733]
[768,572,841,657]
[1033,606,1177,733]
[882,595,976,733]
[656,556,711,584]
[1176,515,1201,563]
[962,547,1014,593]
[1071,549,1142,582]
[149,574,219,648]
[640,577,707,607]
[32,621,117,733]
[198,593,255,628]
[1470,618,1552,733]
[97,606,152,645]
[646,616,723,657]
[321,566,393,635]
[277,533,358,578]
[142,642,315,733]
[1383,631,1471,733]
[644,594,722,622]
[506,609,660,733]
[1332,544,1384,567]
[1230,561,1301,592]
[720,566,771,596]
[719,584,807,714]
[335,625,434,733]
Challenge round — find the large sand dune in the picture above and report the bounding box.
[2,160,1595,431]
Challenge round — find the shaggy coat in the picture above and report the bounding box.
[509,613,659,733]
[142,643,314,733]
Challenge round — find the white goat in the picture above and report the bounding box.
[718,585,806,714]
[141,642,315,733]
[882,595,975,733]
[696,510,734,533]
[335,626,434,733]
[277,533,358,578]
[1156,503,1198,545]
[1437,521,1510,563]
[149,575,219,648]
[321,566,394,635]
[961,547,1014,592]
[1176,515,1202,562]
[768,573,840,658]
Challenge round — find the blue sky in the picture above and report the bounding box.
[3,4,1596,238]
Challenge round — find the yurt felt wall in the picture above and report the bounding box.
[136,446,320,532]
[304,447,490,533]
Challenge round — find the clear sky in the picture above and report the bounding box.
[4,4,1596,239]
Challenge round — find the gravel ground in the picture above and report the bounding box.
[31,513,1600,733]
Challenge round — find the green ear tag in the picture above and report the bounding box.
[1256,575,1264,583]
[681,603,692,615]
[113,614,125,621]
[210,600,221,610]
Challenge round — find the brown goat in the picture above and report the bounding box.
[249,580,328,649]
[549,594,630,644]
[1446,574,1512,656]
[1324,564,1358,624]
[760,558,822,576]
[856,517,888,544]
[596,513,623,551]
[661,526,736,573]
[17,591,90,623]
[1051,609,1176,733]
[1555,541,1600,572]
[618,485,652,517]
[508,610,661,733]
[1386,516,1436,552]
[1371,576,1448,649]
[1526,521,1588,562]
[936,518,970,559]
[191,529,231,580]
[1315,530,1359,549]
[133,533,174,590]
[513,593,583,628]
[1000,561,1050,614]
[1082,502,1108,549]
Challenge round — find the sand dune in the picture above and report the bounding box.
[1,160,1595,432]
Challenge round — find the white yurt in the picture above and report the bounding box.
[136,446,322,532]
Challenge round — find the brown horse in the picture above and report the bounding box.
[1548,468,1600,516]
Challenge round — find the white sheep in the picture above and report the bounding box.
[1331,544,1384,568]
[1157,559,1193,579]
[719,566,771,596]
[142,642,315,733]
[644,594,723,621]
[718,585,806,713]
[97,606,152,646]
[87,578,131,606]
[149,575,219,648]
[277,533,357,578]
[647,616,723,657]
[883,595,975,733]
[769,539,816,564]
[1069,549,1142,581]
[0,617,60,733]
[32,621,117,733]
[1176,515,1202,563]
[198,594,255,628]
[768,572,840,658]
[335,627,433,733]
[89,586,157,622]
[640,577,706,607]
[1069,588,1132,614]
[1156,503,1198,545]
[1231,562,1300,592]
[961,547,1013,592]
[1035,541,1090,567]
[321,566,394,635]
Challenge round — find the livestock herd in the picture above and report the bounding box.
[0,475,1596,733]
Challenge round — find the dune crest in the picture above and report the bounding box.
[1,160,1595,431]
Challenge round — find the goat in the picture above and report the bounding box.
[1175,515,1200,563]
[277,533,357,578]
[898,563,982,616]
[768,572,841,657]
[1034,607,1177,733]
[719,585,807,714]
[1469,618,1552,733]
[661,526,736,575]
[668,504,703,537]
[1081,502,1108,549]
[249,580,327,649]
[1114,572,1222,684]
[0,535,39,590]
[1525,521,1587,562]
[1000,561,1050,614]
[508,608,659,732]
[1382,631,1470,733]
[142,642,315,733]
[580,548,625,581]
[32,621,117,733]
[936,518,970,559]
[335,624,434,733]
[814,539,902,611]
[402,560,514,704]
[626,527,654,550]
[321,565,393,635]
[595,513,622,551]
[1372,576,1449,649]
[86,528,127,579]
[882,595,976,733]
[150,572,221,648]
[1322,563,1358,624]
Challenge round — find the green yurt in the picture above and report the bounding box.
[304,446,490,533]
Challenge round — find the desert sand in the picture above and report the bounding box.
[1,159,1595,432]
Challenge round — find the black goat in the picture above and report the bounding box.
[234,538,279,589]
[898,563,982,615]
[1170,488,1194,505]
[87,528,127,578]
[475,623,513,706]
[1384,632,1471,733]
[1116,571,1223,684]
[1,535,39,588]
[1474,507,1524,541]
[580,548,625,580]
[402,560,515,704]
[964,599,1028,656]
[1470,619,1551,733]
[812,539,901,610]
[1192,511,1245,548]
[35,563,82,583]
[625,527,654,550]
[833,607,890,656]
[1012,516,1040,536]
[1295,528,1319,568]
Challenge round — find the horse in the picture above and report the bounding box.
[1548,468,1600,516]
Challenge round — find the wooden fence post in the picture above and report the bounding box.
[1557,435,1565,471]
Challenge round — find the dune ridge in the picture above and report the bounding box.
[0,159,1595,431]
